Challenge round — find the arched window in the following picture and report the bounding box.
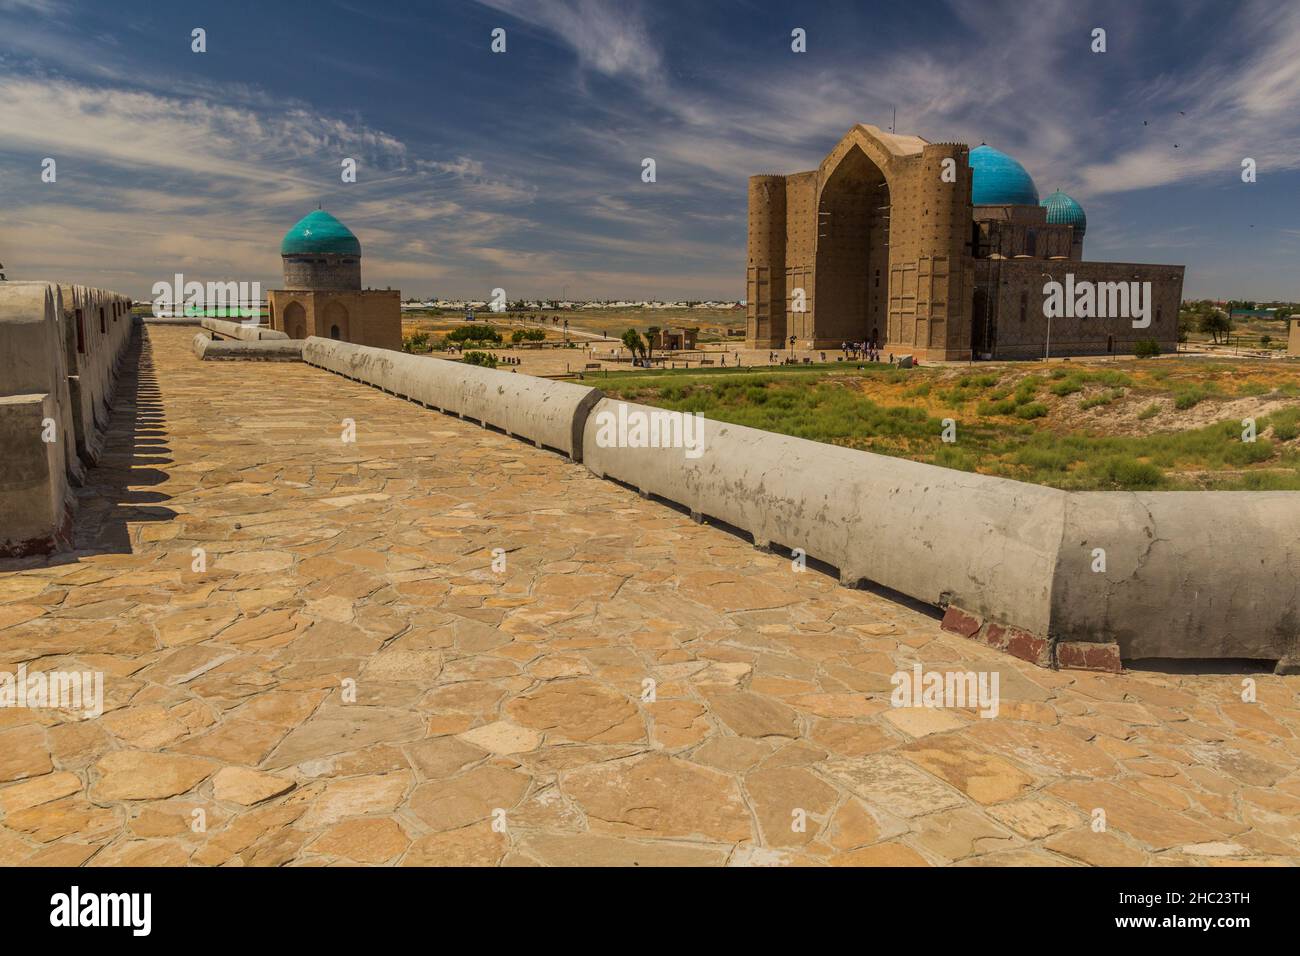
[330,325,341,340]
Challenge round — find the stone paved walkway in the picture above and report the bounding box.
[1,324,1297,866]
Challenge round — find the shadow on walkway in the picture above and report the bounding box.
[0,324,178,572]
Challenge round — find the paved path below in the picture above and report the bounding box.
[0,324,1297,866]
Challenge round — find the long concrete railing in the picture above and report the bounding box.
[1052,492,1300,662]
[583,398,1066,640]
[301,337,603,460]
[200,317,288,342]
[582,398,1299,669]
[295,339,1299,669]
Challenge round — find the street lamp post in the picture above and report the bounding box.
[788,334,796,363]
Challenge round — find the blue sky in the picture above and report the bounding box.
[2,0,1299,301]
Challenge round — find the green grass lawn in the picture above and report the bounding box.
[590,363,1300,491]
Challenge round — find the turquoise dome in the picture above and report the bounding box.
[968,145,1039,206]
[280,210,361,256]
[1041,189,1086,236]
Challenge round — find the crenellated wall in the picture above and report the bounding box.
[0,281,133,556]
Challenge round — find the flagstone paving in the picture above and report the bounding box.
[1,324,1298,867]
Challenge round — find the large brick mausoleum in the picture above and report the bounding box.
[746,124,1185,360]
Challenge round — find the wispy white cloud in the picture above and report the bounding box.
[477,0,664,86]
[3,0,1300,299]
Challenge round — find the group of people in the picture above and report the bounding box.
[761,340,883,365]
[842,340,882,362]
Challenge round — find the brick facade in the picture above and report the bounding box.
[746,124,1185,361]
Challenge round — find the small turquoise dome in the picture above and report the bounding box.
[969,145,1039,206]
[280,210,361,256]
[1041,189,1086,237]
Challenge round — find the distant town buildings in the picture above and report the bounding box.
[400,298,744,312]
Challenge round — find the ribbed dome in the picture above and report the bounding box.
[969,145,1039,206]
[1041,189,1086,236]
[281,210,361,256]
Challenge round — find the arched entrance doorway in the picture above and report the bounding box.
[813,144,890,346]
[284,301,307,339]
[322,301,350,342]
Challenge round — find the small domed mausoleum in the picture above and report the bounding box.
[280,210,363,291]
[266,209,401,351]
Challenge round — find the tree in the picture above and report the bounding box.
[645,326,661,364]
[621,328,646,364]
[1199,310,1231,344]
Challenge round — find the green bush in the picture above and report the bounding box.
[1173,387,1209,409]
[448,324,503,344]
[1090,369,1134,388]
[1134,339,1161,358]
[403,331,430,353]
[1013,446,1072,472]
[1225,438,1275,465]
[977,398,1017,416]
[1015,402,1049,419]
[463,350,498,368]
[932,445,978,472]
[1137,402,1161,420]
[1082,455,1164,489]
[1013,378,1041,406]
[1080,389,1123,410]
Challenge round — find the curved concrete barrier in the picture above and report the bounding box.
[302,337,602,459]
[194,332,303,361]
[289,345,1300,669]
[1053,492,1300,662]
[582,399,1300,669]
[201,317,288,341]
[582,398,1066,640]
